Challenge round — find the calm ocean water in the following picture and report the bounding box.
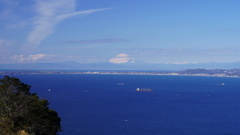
[8,74,240,135]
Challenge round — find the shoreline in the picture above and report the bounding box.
[0,70,239,78]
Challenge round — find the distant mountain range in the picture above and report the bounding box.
[1,61,240,71]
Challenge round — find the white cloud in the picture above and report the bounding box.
[28,54,47,61]
[109,53,135,64]
[23,0,111,52]
[116,53,129,57]
[11,54,49,63]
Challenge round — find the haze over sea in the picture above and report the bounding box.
[11,74,240,135]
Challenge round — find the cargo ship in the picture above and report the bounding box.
[136,88,153,91]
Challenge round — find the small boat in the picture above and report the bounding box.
[117,83,124,85]
[217,83,225,86]
[136,88,152,91]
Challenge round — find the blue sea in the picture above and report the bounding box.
[9,74,240,135]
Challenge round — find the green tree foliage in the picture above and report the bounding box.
[0,76,61,135]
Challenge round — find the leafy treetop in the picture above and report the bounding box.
[0,76,61,135]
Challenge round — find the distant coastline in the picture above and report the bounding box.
[1,68,240,78]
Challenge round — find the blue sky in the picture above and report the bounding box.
[0,0,240,65]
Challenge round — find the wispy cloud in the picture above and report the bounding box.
[23,0,111,52]
[62,38,128,44]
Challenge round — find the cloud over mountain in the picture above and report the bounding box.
[109,53,135,64]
